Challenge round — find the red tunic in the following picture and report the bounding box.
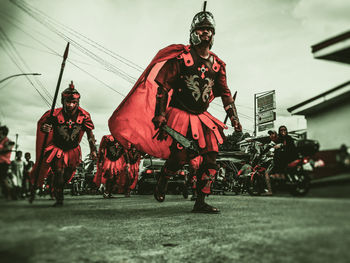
[93,135,127,187]
[30,107,94,186]
[109,44,229,159]
[0,137,13,165]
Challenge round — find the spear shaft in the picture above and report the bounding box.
[29,42,70,203]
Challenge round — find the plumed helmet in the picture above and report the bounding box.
[61,81,80,104]
[190,1,215,34]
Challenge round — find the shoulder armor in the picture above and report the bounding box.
[176,51,194,67]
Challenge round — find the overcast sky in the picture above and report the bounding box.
[0,0,349,159]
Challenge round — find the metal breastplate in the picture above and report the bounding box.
[169,49,220,114]
[106,140,123,161]
[53,113,83,151]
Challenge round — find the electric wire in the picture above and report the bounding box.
[8,0,255,133]
[0,11,128,97]
[14,0,144,72]
[0,27,51,107]
[0,23,53,102]
[11,0,138,84]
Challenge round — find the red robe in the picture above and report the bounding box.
[93,135,127,187]
[108,44,227,159]
[30,107,94,186]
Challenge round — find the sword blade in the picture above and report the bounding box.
[161,125,199,155]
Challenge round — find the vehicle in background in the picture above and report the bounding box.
[247,139,323,196]
[212,151,250,195]
[136,156,188,198]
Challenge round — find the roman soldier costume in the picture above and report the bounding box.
[125,144,142,196]
[93,135,127,198]
[109,2,241,213]
[30,81,97,206]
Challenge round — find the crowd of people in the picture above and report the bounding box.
[0,126,35,200]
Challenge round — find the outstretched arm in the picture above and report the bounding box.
[86,130,97,160]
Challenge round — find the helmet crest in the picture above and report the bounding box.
[61,81,80,101]
[61,81,80,112]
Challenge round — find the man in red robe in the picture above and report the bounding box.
[31,81,97,206]
[124,144,143,197]
[93,135,128,198]
[109,4,241,213]
[0,125,15,200]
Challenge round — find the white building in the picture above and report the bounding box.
[288,30,350,151]
[288,81,350,150]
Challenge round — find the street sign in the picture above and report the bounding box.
[257,92,275,113]
[258,110,276,125]
[258,122,274,132]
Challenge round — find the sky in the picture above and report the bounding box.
[0,0,349,160]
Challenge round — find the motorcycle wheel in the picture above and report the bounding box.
[289,172,310,196]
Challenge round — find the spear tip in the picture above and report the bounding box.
[63,42,70,60]
[233,91,237,100]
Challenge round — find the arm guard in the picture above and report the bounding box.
[154,85,168,117]
[222,96,240,123]
[224,103,240,123]
[87,130,97,153]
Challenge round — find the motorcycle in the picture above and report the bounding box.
[247,139,322,196]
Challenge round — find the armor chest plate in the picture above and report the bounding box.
[106,140,123,161]
[53,114,83,150]
[170,49,219,114]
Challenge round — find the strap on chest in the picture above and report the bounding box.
[177,51,221,72]
[57,111,84,125]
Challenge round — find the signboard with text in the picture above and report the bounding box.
[257,91,276,113]
[258,110,276,125]
[258,122,274,132]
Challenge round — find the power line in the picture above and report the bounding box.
[0,27,51,107]
[14,0,144,72]
[0,77,16,90]
[0,10,128,98]
[11,0,138,84]
[0,21,53,102]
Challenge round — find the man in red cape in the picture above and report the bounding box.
[31,81,97,206]
[93,135,128,198]
[124,144,143,197]
[109,4,241,213]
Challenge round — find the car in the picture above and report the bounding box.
[136,156,188,198]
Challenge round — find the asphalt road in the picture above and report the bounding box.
[0,188,349,263]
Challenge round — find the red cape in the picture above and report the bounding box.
[30,107,93,186]
[109,44,227,159]
[109,44,194,159]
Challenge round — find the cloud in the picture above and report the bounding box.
[293,0,350,39]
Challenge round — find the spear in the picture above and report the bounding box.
[29,42,70,203]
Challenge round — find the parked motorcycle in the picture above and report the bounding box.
[247,139,322,196]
